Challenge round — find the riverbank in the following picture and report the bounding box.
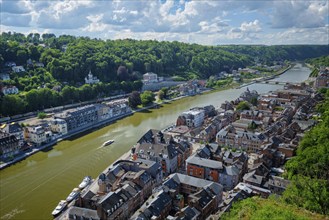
[0,65,295,170]
[0,89,211,170]
[236,64,292,89]
[0,112,133,170]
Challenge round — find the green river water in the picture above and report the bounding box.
[0,63,311,219]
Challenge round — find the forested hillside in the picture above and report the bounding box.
[0,32,328,116]
[1,32,328,84]
[306,55,329,68]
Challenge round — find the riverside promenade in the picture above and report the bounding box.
[0,111,133,170]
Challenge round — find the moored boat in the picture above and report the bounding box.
[66,188,80,202]
[78,176,92,189]
[51,200,67,217]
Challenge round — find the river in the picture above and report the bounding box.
[0,63,311,220]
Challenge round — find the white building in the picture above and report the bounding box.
[1,86,19,95]
[12,66,25,73]
[182,109,205,128]
[85,71,100,84]
[143,72,158,83]
[24,126,47,146]
[50,119,68,135]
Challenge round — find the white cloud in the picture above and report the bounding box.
[82,14,108,32]
[240,20,261,33]
[271,0,328,28]
[0,0,328,45]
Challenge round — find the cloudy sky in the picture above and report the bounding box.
[1,0,328,45]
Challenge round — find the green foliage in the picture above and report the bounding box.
[128,91,141,108]
[0,95,26,116]
[172,76,185,81]
[221,197,324,220]
[160,87,169,99]
[141,91,155,106]
[274,106,284,111]
[0,80,143,116]
[236,101,250,111]
[37,112,47,119]
[309,69,319,77]
[248,121,258,130]
[157,90,165,100]
[282,175,329,215]
[250,97,258,106]
[306,55,329,68]
[206,77,233,88]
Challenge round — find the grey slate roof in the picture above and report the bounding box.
[164,173,223,194]
[58,206,100,220]
[178,206,200,220]
[186,154,223,170]
[137,142,178,159]
[224,165,240,176]
[243,170,263,185]
[7,123,22,133]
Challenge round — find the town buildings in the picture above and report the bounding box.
[0,99,132,164]
[0,132,20,159]
[24,125,47,146]
[77,160,159,220]
[49,119,68,135]
[54,105,98,132]
[0,122,24,144]
[0,77,324,219]
[132,129,192,176]
[132,173,223,220]
[1,86,19,95]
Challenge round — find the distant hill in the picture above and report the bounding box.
[1,32,328,84]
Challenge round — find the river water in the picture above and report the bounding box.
[0,63,311,220]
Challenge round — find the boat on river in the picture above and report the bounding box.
[102,140,114,146]
[78,176,92,189]
[51,200,67,217]
[66,188,80,202]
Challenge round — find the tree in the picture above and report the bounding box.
[0,95,26,116]
[128,91,141,108]
[37,112,47,119]
[158,90,165,100]
[250,97,258,106]
[117,65,129,81]
[248,121,258,130]
[141,91,155,106]
[236,101,250,111]
[160,87,169,99]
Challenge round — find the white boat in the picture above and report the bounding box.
[66,188,80,202]
[51,200,67,217]
[103,140,114,146]
[78,176,92,189]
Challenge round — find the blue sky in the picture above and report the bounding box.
[1,0,328,45]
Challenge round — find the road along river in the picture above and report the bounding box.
[0,63,311,219]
